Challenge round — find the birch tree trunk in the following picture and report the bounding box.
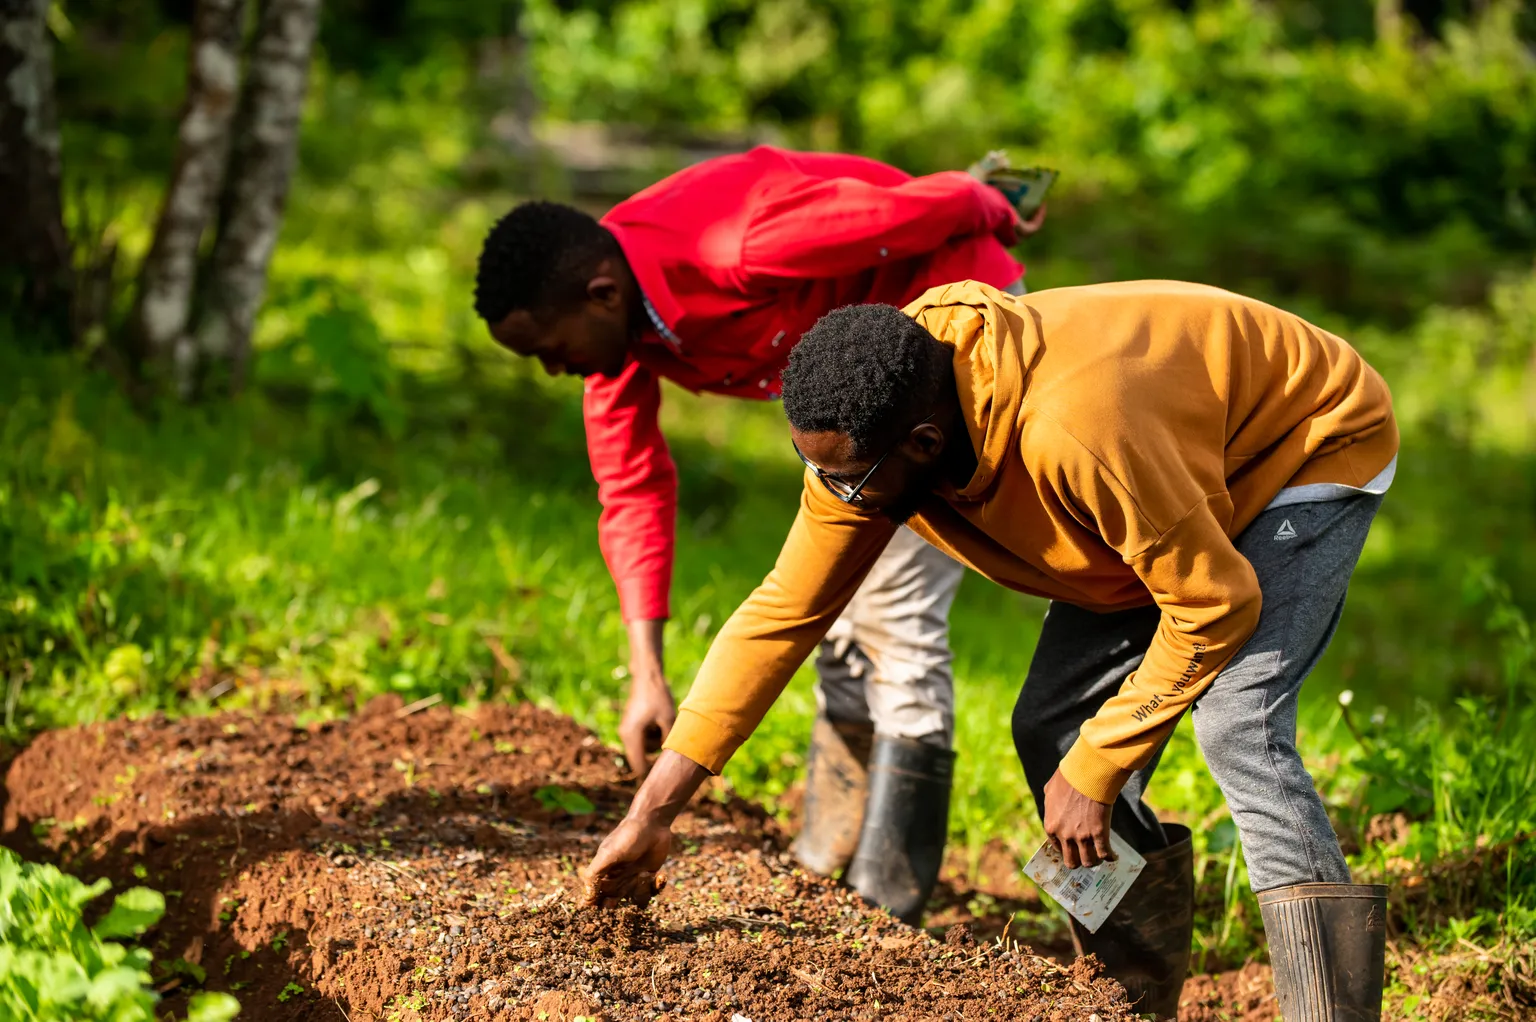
[194,0,321,391]
[0,0,71,331]
[129,0,247,382]
[1376,0,1405,45]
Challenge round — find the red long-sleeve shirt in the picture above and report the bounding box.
[586,146,1025,621]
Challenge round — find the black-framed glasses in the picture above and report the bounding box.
[792,415,932,505]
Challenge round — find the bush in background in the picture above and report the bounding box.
[523,0,1536,321]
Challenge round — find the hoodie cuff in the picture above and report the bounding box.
[1059,738,1134,805]
[662,708,744,776]
[617,576,670,624]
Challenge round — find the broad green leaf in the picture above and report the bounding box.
[167,956,208,985]
[534,785,595,815]
[92,887,165,940]
[23,949,90,1006]
[188,990,243,1022]
[83,966,156,1019]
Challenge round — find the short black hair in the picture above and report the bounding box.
[474,201,621,323]
[782,304,953,457]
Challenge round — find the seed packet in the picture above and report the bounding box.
[1021,832,1146,933]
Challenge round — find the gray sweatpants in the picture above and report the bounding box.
[1012,495,1382,893]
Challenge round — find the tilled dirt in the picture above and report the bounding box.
[1,697,1143,1022]
[1176,965,1275,1022]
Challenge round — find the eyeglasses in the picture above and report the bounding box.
[792,415,932,505]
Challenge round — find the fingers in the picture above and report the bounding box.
[581,866,664,910]
[581,856,668,909]
[581,818,674,910]
[1059,836,1094,870]
[621,685,677,773]
[1052,832,1109,870]
[1019,202,1049,234]
[647,704,675,753]
[580,840,635,908]
[619,723,650,781]
[1042,767,1113,872]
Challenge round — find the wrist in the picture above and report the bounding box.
[628,662,669,690]
[625,749,708,825]
[626,797,681,829]
[626,618,667,683]
[1058,740,1128,805]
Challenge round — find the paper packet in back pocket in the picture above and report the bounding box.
[1022,832,1146,933]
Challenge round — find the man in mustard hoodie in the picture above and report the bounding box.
[583,280,1399,1020]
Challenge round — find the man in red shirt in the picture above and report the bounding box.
[475,145,1042,920]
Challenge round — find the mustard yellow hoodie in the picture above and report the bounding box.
[664,280,1398,803]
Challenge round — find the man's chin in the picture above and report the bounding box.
[880,492,929,526]
[588,357,629,379]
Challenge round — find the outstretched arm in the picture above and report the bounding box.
[740,170,1020,283]
[583,478,897,900]
[584,361,679,776]
[583,749,708,908]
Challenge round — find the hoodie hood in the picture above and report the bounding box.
[903,281,1042,500]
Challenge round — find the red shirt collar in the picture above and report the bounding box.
[604,219,687,339]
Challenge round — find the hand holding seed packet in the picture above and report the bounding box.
[1023,831,1147,933]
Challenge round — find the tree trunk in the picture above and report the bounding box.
[194,0,321,392]
[0,0,72,334]
[1376,0,1405,45]
[129,0,248,385]
[479,28,539,158]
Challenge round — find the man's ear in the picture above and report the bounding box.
[587,256,628,311]
[904,422,946,464]
[587,274,622,309]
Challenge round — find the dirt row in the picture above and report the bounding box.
[0,697,1274,1021]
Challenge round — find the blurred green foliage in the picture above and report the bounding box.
[46,1,1536,324]
[0,848,239,1021]
[523,0,1536,321]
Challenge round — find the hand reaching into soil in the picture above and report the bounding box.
[618,675,676,781]
[620,619,677,780]
[582,816,672,908]
[582,749,710,909]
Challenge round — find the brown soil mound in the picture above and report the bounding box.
[1177,964,1275,1022]
[2,698,1139,1021]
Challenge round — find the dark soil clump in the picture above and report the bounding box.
[3,700,1138,1021]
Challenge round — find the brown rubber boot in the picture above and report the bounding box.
[791,715,874,876]
[1069,823,1194,1020]
[844,735,956,924]
[1257,883,1388,1022]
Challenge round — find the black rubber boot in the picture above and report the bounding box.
[1257,882,1388,1022]
[791,715,874,876]
[844,735,955,924]
[1069,823,1195,1020]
